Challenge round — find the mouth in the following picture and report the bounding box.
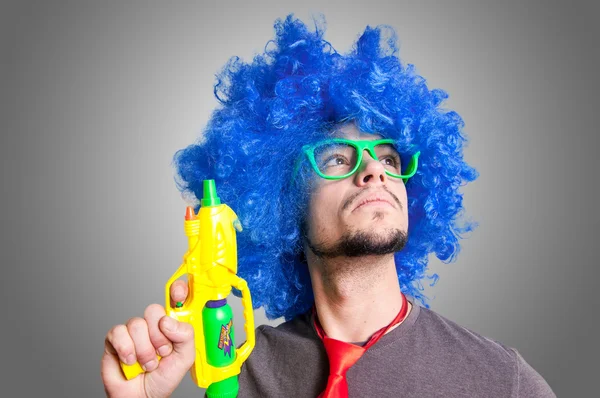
[342,187,403,213]
[352,195,395,212]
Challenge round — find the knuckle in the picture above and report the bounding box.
[108,331,133,357]
[108,324,127,342]
[144,303,164,318]
[112,341,133,358]
[126,317,147,334]
[110,323,126,335]
[136,350,156,366]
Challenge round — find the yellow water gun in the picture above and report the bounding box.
[121,179,255,398]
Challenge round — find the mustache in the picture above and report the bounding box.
[341,186,403,212]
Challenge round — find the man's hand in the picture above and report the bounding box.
[101,281,191,398]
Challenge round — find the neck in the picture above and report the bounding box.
[306,250,410,343]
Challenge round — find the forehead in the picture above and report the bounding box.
[331,122,384,140]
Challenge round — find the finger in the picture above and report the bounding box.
[169,279,188,307]
[144,317,195,396]
[144,304,173,357]
[106,324,136,366]
[101,339,127,387]
[127,317,159,372]
[158,316,195,361]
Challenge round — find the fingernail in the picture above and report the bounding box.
[157,344,172,356]
[126,354,136,365]
[163,316,177,332]
[142,359,157,372]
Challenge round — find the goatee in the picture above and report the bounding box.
[306,228,408,258]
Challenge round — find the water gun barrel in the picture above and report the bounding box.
[120,180,255,397]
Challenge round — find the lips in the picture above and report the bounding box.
[352,194,395,212]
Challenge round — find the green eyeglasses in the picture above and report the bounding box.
[298,138,421,182]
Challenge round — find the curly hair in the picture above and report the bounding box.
[173,14,479,321]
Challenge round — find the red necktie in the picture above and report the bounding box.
[313,293,408,398]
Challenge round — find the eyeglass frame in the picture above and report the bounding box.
[296,138,421,183]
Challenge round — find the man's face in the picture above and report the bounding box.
[303,123,409,258]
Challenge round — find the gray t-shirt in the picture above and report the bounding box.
[237,295,555,397]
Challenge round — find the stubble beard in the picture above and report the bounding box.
[305,226,408,259]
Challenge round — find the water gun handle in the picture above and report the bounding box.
[231,277,255,363]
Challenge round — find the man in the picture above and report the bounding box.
[102,15,555,397]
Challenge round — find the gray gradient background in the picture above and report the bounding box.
[2,1,598,397]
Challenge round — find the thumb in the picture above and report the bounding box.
[144,316,195,398]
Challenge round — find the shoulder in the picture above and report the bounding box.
[410,305,555,397]
[415,305,517,361]
[511,347,556,397]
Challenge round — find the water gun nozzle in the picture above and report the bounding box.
[202,179,221,207]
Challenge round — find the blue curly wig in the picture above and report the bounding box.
[173,14,479,321]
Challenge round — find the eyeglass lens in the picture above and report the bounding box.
[313,142,404,177]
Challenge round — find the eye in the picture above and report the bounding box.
[374,144,402,171]
[380,155,400,168]
[313,142,356,175]
[323,154,350,168]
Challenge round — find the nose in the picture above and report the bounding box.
[354,151,387,186]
